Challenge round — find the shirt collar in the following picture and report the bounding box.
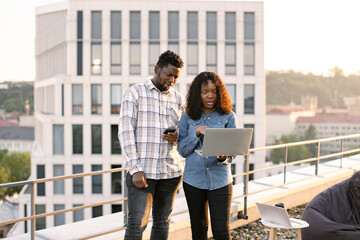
[146,77,174,95]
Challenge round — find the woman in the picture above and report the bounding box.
[177,71,237,240]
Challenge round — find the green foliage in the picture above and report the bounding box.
[266,69,360,108]
[0,82,33,114]
[270,133,312,164]
[0,151,31,197]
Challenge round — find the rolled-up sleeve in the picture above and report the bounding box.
[118,89,143,175]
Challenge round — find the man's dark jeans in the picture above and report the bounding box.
[124,172,182,240]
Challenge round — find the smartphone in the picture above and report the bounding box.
[163,128,176,134]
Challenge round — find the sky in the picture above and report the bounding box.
[0,0,360,81]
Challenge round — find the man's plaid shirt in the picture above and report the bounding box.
[118,78,185,179]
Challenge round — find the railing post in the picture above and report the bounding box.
[238,154,249,220]
[30,182,35,240]
[123,175,128,226]
[284,147,288,184]
[340,139,344,168]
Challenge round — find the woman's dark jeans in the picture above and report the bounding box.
[183,182,233,240]
[124,172,182,240]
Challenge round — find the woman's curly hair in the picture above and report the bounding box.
[186,71,233,120]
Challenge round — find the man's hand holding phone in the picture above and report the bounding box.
[162,127,178,143]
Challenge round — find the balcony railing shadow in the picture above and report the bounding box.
[1,133,360,239]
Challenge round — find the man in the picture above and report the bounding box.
[118,50,184,240]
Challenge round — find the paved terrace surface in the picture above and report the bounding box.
[6,154,360,240]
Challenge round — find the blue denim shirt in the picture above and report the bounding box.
[177,110,237,190]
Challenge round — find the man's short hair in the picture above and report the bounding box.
[156,50,184,69]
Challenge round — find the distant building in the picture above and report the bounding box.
[296,115,360,155]
[344,96,360,116]
[0,127,34,153]
[17,0,265,233]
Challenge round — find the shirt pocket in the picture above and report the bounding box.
[212,118,228,128]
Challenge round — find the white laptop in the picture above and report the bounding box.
[194,128,253,157]
[256,202,308,228]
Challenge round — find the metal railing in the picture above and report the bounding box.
[1,133,360,239]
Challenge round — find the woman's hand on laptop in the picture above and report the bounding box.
[217,155,236,162]
[196,126,208,137]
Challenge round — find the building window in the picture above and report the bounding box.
[91,125,102,154]
[92,165,102,194]
[53,165,64,195]
[244,12,255,75]
[91,11,102,75]
[72,165,83,194]
[225,84,236,112]
[54,204,65,226]
[73,204,84,222]
[111,125,122,154]
[111,11,122,75]
[149,11,160,74]
[244,84,255,114]
[225,12,236,75]
[77,11,83,76]
[130,11,141,75]
[231,164,236,185]
[206,12,217,72]
[72,125,83,154]
[37,165,45,196]
[91,84,102,114]
[111,164,122,194]
[187,12,198,75]
[72,84,83,114]
[244,123,255,149]
[92,206,103,218]
[168,11,179,53]
[112,204,122,213]
[35,205,46,230]
[111,84,121,114]
[53,125,64,155]
[249,163,254,181]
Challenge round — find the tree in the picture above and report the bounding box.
[270,134,312,164]
[304,124,317,157]
[0,151,31,197]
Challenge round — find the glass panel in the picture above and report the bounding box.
[111,11,121,39]
[244,84,255,114]
[187,43,198,75]
[168,42,179,53]
[91,11,102,39]
[35,205,46,230]
[206,43,217,72]
[73,204,84,222]
[168,11,179,39]
[130,11,140,39]
[72,125,83,154]
[91,84,102,114]
[111,43,121,75]
[72,165,83,194]
[72,84,83,114]
[225,43,236,75]
[54,204,65,226]
[149,43,160,74]
[111,164,122,194]
[111,84,122,114]
[77,11,83,39]
[130,43,141,75]
[92,206,103,218]
[92,165,102,194]
[149,11,160,39]
[111,125,122,154]
[77,42,83,76]
[112,204,122,213]
[225,84,236,112]
[91,125,102,154]
[244,12,255,40]
[244,43,255,75]
[225,12,236,40]
[37,165,45,196]
[206,12,217,40]
[244,124,255,149]
[187,12,198,39]
[53,165,64,195]
[91,43,102,75]
[53,125,64,154]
